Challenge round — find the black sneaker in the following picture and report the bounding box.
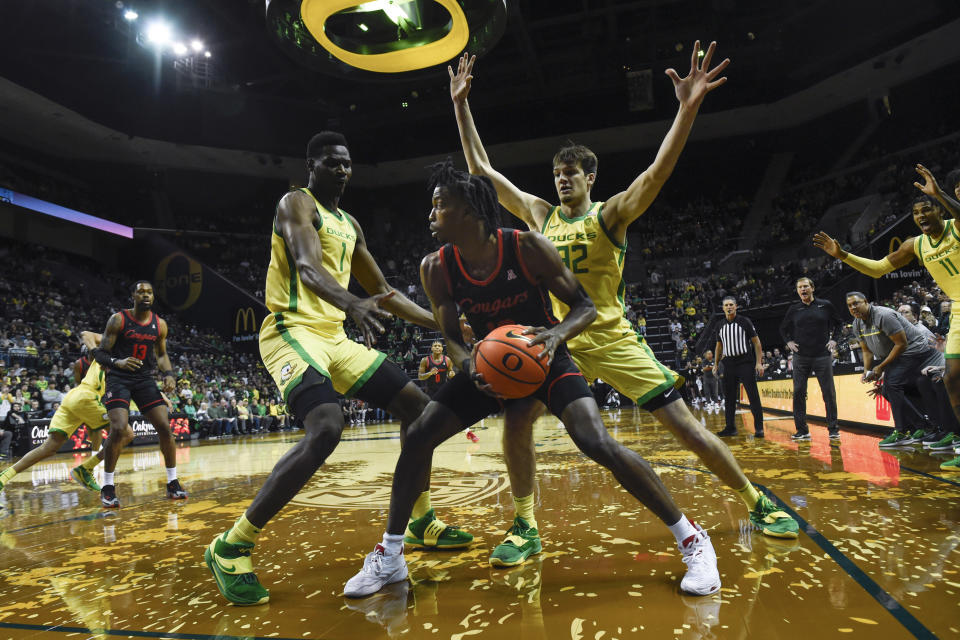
[828,430,841,440]
[101,484,120,508]
[167,479,188,500]
[716,428,737,437]
[790,432,811,442]
[754,430,765,438]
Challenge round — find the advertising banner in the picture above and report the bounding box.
[15,414,194,457]
[754,374,893,428]
[134,234,268,353]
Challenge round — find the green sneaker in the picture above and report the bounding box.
[0,467,14,492]
[903,428,927,444]
[204,532,270,605]
[403,508,473,549]
[489,516,542,567]
[930,433,960,451]
[940,455,960,472]
[70,465,101,492]
[878,430,910,448]
[749,493,799,540]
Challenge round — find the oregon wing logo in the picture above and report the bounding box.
[235,307,256,334]
[154,252,203,311]
[280,362,296,384]
[291,476,508,509]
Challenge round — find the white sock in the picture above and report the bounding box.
[667,515,699,547]
[165,467,177,482]
[381,532,404,556]
[103,471,114,487]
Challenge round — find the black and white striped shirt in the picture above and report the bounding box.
[716,314,757,361]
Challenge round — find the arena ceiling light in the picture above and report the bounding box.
[145,19,172,47]
[265,0,507,79]
[124,9,139,21]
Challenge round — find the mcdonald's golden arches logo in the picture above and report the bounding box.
[889,236,903,255]
[236,307,257,334]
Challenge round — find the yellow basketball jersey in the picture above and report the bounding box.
[914,218,960,302]
[80,360,106,396]
[264,188,358,336]
[540,202,634,349]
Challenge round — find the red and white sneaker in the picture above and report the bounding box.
[465,430,479,443]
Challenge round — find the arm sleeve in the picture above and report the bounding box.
[841,253,895,277]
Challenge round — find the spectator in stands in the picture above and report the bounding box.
[898,303,938,348]
[2,402,26,459]
[937,300,952,337]
[701,350,720,410]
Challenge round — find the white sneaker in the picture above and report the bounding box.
[679,526,721,596]
[344,544,409,598]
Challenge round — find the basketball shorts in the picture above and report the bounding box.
[260,313,388,402]
[945,308,960,358]
[49,386,110,437]
[571,332,681,411]
[104,374,165,413]
[434,346,592,427]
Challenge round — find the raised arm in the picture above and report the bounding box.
[156,318,176,393]
[517,231,597,364]
[601,41,730,240]
[346,213,438,331]
[914,164,960,218]
[449,53,552,230]
[813,230,916,277]
[277,191,391,347]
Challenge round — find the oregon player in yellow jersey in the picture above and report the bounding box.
[449,42,798,567]
[205,131,473,607]
[0,332,134,497]
[814,182,960,472]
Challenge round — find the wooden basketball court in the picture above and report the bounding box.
[0,408,957,639]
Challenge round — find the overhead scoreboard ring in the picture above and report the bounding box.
[300,0,469,73]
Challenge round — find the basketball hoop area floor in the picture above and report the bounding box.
[0,408,958,640]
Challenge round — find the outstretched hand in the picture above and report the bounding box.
[448,53,476,104]
[347,291,395,348]
[913,164,941,197]
[812,231,844,259]
[665,40,730,110]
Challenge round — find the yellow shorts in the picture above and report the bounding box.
[48,386,110,437]
[946,308,960,358]
[260,313,386,401]
[570,332,679,407]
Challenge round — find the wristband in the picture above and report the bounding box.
[161,370,176,379]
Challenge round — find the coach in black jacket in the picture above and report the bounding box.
[780,277,844,440]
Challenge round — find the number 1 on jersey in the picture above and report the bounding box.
[339,241,347,271]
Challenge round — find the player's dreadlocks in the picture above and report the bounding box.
[428,158,501,236]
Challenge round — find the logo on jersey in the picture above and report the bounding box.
[280,362,297,384]
[507,269,517,281]
[459,291,529,316]
[547,232,597,242]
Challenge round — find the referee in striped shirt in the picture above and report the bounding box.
[714,296,765,437]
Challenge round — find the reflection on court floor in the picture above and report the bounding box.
[0,408,957,639]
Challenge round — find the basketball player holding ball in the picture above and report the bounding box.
[344,159,720,598]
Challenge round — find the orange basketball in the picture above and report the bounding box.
[473,324,549,399]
